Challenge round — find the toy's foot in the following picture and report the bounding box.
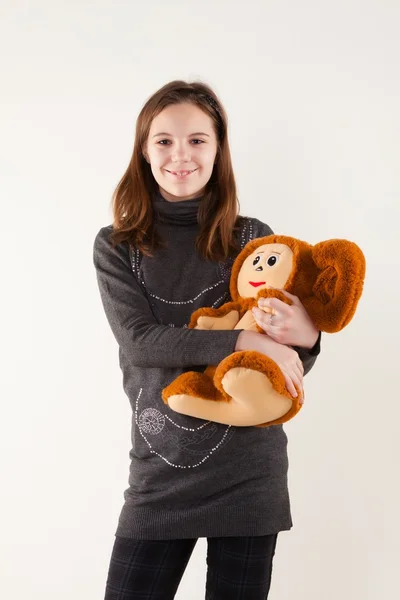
[162,353,302,427]
[214,351,302,427]
[162,372,230,421]
[162,372,225,404]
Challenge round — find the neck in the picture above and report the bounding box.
[158,186,204,203]
[152,188,202,226]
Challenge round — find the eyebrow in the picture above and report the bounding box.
[152,132,210,138]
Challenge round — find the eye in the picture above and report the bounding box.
[266,254,279,267]
[252,256,261,266]
[157,139,205,146]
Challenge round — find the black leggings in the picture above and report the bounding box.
[104,534,278,599]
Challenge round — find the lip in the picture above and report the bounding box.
[249,281,266,287]
[166,169,198,178]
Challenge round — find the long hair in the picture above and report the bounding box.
[109,80,242,261]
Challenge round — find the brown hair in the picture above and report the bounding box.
[109,80,242,261]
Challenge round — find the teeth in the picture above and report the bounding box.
[170,170,194,176]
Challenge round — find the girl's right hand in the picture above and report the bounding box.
[235,331,304,401]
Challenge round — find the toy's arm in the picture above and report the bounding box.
[256,288,293,304]
[189,302,242,330]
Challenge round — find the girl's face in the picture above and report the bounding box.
[144,102,218,202]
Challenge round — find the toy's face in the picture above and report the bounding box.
[237,243,294,298]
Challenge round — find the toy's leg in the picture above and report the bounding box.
[163,370,263,424]
[214,351,302,427]
[204,365,217,379]
[162,353,302,427]
[162,371,226,404]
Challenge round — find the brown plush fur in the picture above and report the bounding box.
[162,234,366,427]
[230,235,366,333]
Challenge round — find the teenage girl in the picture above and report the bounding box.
[93,80,321,600]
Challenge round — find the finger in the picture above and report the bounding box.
[252,307,279,332]
[293,380,305,403]
[276,289,301,305]
[294,359,304,377]
[253,310,283,340]
[296,376,305,403]
[295,361,305,398]
[291,375,304,404]
[289,371,303,392]
[282,371,298,398]
[258,297,293,316]
[294,365,303,384]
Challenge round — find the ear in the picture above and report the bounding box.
[303,239,366,333]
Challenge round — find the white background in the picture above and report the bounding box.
[1,1,399,598]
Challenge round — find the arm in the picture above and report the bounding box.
[235,331,304,399]
[292,331,321,376]
[93,227,242,369]
[253,295,322,376]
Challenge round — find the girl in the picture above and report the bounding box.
[93,80,321,600]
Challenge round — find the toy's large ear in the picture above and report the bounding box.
[303,239,366,333]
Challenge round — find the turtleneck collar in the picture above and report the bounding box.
[152,188,202,226]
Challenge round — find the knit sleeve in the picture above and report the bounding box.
[292,333,321,376]
[247,217,321,376]
[93,227,242,369]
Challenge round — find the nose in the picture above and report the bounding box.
[171,143,191,163]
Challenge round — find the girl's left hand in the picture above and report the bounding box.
[252,289,319,349]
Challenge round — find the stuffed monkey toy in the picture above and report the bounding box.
[162,235,366,427]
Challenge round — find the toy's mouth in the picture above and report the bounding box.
[249,281,266,287]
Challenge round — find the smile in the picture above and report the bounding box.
[249,281,266,287]
[166,169,198,178]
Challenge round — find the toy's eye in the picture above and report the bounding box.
[253,256,261,266]
[266,254,279,267]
